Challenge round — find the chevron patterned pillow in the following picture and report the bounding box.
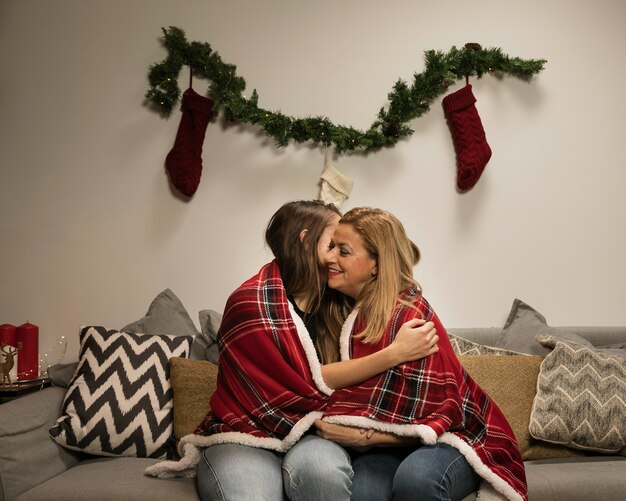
[529,335,626,453]
[450,334,521,356]
[49,326,192,458]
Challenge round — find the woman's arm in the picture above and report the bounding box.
[314,420,420,451]
[320,318,438,389]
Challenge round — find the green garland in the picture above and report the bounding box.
[146,27,546,154]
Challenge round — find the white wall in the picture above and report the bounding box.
[1,0,625,362]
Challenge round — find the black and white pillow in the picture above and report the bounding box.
[49,326,192,458]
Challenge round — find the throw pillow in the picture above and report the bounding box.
[450,334,521,356]
[122,289,198,338]
[170,357,218,440]
[459,355,584,460]
[47,361,79,388]
[496,299,583,355]
[529,335,626,453]
[49,326,192,458]
[0,386,83,500]
[192,309,222,364]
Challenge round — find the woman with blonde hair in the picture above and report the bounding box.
[316,207,527,501]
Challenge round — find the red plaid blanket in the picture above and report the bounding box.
[145,261,526,500]
[195,260,331,448]
[326,288,527,500]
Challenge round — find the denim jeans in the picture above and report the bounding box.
[351,443,480,501]
[197,434,352,501]
[283,434,353,500]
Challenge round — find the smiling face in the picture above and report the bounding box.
[326,223,378,299]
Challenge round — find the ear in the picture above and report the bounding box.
[371,261,378,277]
[299,229,308,243]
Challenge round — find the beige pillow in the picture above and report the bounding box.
[459,355,584,460]
[169,357,218,440]
[529,335,626,453]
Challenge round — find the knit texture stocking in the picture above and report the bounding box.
[319,151,353,208]
[442,84,492,192]
[165,88,215,197]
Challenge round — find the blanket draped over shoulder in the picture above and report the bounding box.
[145,261,527,501]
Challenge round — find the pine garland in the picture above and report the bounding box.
[146,27,546,154]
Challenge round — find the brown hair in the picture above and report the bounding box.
[265,200,351,363]
[339,207,421,344]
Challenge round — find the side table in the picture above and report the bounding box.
[0,378,51,404]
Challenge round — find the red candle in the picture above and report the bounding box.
[0,323,17,347]
[17,322,39,381]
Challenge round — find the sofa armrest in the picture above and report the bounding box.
[0,386,82,501]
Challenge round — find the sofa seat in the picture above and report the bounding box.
[524,456,626,501]
[16,457,199,501]
[18,455,626,501]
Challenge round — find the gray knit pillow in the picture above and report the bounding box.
[529,334,626,453]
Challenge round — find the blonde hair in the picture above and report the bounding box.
[340,207,421,344]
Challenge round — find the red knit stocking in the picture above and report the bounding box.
[442,84,492,192]
[165,88,215,197]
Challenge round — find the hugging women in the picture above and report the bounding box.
[147,200,526,501]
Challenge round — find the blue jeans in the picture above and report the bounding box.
[197,434,352,501]
[351,443,480,501]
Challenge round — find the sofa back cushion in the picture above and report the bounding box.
[0,386,82,500]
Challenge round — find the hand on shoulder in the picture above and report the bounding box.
[389,317,439,365]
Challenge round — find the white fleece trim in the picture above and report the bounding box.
[476,480,512,501]
[339,308,359,361]
[438,432,524,501]
[287,300,334,396]
[145,410,325,479]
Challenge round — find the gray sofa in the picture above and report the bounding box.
[1,324,625,501]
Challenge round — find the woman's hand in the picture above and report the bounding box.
[320,318,438,390]
[314,419,421,450]
[388,318,439,365]
[314,419,374,451]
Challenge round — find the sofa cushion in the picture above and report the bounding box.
[122,289,198,339]
[15,457,199,501]
[170,357,218,440]
[529,334,626,453]
[459,355,583,460]
[495,298,584,355]
[524,456,626,501]
[49,326,192,458]
[47,361,79,388]
[194,309,222,364]
[0,386,83,500]
[121,288,220,364]
[122,289,207,357]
